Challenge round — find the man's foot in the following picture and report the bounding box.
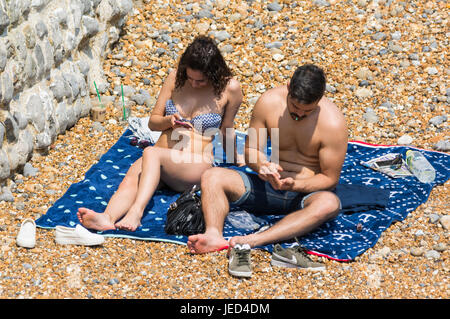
[229,234,257,249]
[77,208,116,231]
[187,233,229,254]
[114,206,143,232]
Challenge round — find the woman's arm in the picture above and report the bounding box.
[148,70,180,131]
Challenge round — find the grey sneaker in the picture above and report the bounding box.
[271,243,325,271]
[228,244,252,278]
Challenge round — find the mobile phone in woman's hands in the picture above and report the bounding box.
[174,119,192,129]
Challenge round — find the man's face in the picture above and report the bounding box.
[287,95,319,121]
[186,68,209,89]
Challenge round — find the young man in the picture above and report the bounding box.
[188,65,348,271]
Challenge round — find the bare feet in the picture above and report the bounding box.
[229,235,251,248]
[114,206,143,231]
[187,232,229,254]
[77,208,116,231]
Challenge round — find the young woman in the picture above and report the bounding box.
[77,36,243,231]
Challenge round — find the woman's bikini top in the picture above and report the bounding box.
[165,99,223,133]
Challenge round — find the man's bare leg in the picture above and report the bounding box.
[187,168,246,253]
[229,191,340,248]
[77,158,143,231]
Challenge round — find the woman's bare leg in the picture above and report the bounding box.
[115,147,212,231]
[114,147,162,231]
[77,158,143,231]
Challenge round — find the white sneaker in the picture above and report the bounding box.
[16,218,36,249]
[55,224,105,246]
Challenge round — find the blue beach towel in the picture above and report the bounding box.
[36,127,450,261]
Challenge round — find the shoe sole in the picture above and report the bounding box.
[55,237,104,246]
[270,257,325,271]
[16,240,35,249]
[228,269,252,278]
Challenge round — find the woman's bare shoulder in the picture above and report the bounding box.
[167,69,177,81]
[225,77,242,93]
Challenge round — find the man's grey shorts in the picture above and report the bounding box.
[230,170,342,215]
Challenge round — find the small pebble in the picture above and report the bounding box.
[410,247,424,257]
[424,250,440,260]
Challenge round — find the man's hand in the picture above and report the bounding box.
[277,177,295,191]
[257,162,285,190]
[258,162,282,180]
[268,176,296,191]
[258,163,298,191]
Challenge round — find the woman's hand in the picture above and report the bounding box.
[169,114,193,130]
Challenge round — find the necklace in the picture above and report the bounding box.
[290,112,302,121]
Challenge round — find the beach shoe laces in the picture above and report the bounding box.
[228,244,252,278]
[289,237,314,262]
[288,245,312,262]
[287,238,324,269]
[235,248,250,265]
[271,237,325,270]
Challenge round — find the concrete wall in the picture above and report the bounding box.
[0,0,132,193]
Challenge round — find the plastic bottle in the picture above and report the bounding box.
[405,150,436,183]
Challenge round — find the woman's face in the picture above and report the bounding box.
[186,68,209,89]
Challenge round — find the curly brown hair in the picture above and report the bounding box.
[175,36,233,97]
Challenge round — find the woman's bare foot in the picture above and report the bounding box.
[187,232,229,254]
[114,206,143,232]
[77,208,116,231]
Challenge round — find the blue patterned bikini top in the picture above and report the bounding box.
[165,99,222,133]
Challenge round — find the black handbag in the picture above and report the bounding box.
[165,185,205,236]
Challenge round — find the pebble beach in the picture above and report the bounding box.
[0,0,448,300]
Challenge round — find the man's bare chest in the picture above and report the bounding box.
[269,117,321,158]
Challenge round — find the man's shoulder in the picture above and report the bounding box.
[320,97,345,120]
[318,96,337,108]
[318,97,347,135]
[256,86,286,107]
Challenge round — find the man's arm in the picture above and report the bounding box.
[244,92,281,176]
[220,79,243,165]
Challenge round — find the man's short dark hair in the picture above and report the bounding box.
[288,64,326,104]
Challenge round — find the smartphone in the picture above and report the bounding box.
[175,120,192,128]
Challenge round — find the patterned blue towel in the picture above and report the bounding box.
[36,128,450,261]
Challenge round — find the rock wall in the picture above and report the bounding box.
[0,0,132,187]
